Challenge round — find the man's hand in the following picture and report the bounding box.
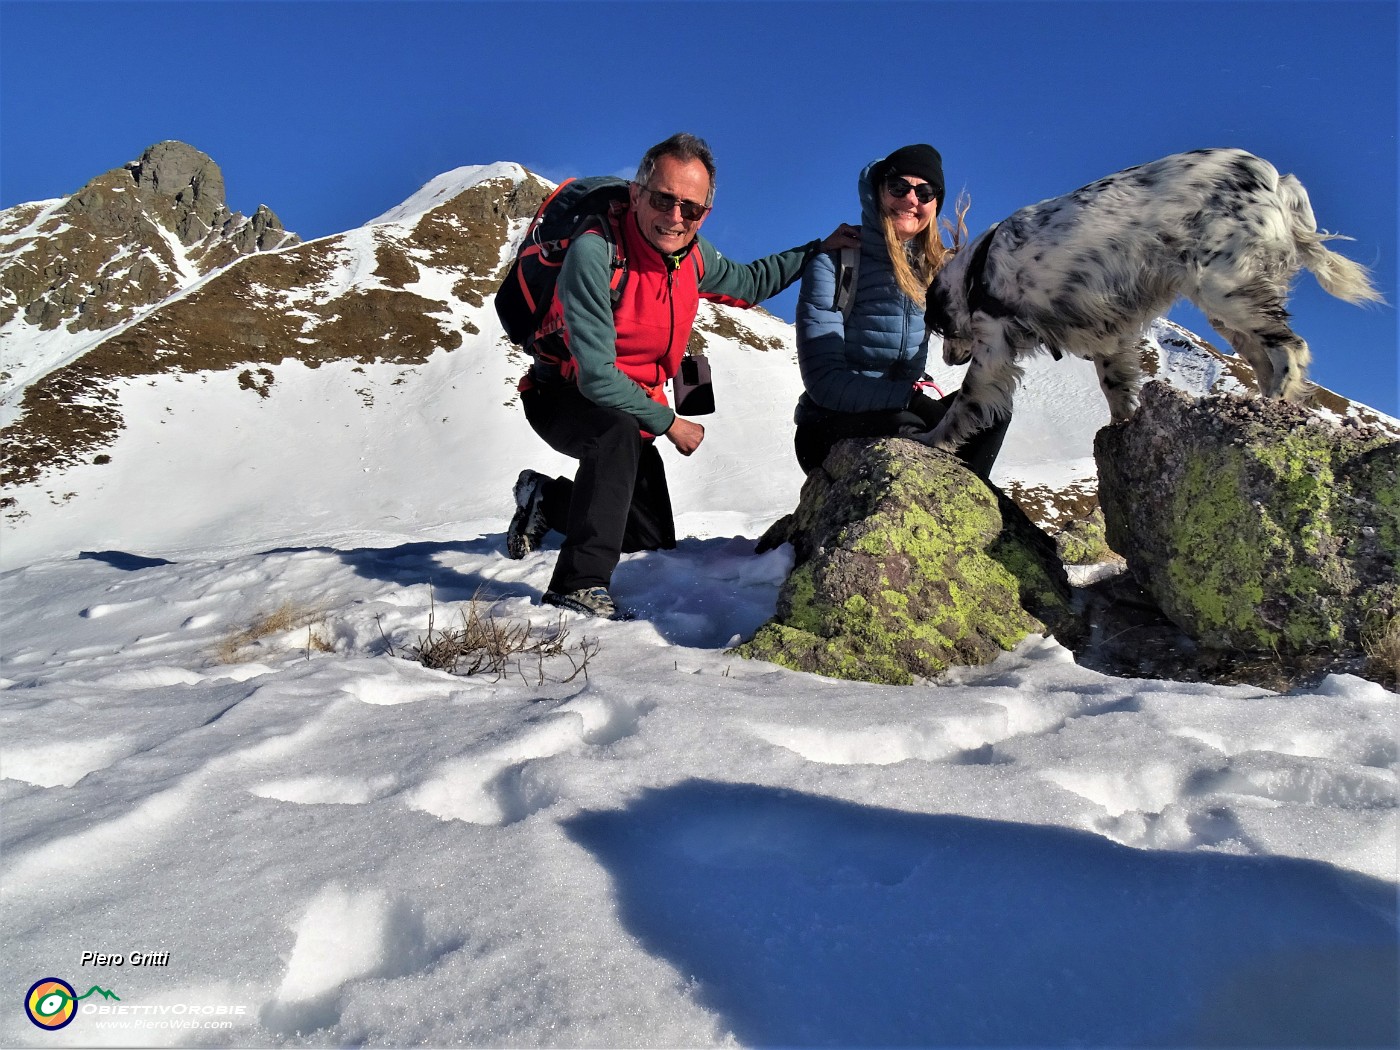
[665,416,705,456]
[820,223,860,252]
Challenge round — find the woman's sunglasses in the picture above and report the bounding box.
[885,177,938,205]
[641,186,710,222]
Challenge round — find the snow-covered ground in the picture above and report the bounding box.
[3,535,1395,1048]
[1,194,1396,1045]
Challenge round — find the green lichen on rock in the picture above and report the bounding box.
[735,438,1075,683]
[1160,448,1273,643]
[1097,382,1399,654]
[1054,507,1116,565]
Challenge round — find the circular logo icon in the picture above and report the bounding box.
[26,978,77,1030]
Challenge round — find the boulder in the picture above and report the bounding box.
[737,438,1077,684]
[1054,506,1118,566]
[1095,382,1398,655]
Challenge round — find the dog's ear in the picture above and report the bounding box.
[927,279,974,364]
[925,278,954,337]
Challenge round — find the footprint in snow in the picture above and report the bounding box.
[405,694,653,825]
[261,883,439,1035]
[249,774,398,806]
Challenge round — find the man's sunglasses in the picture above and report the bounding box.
[885,177,938,205]
[640,186,710,222]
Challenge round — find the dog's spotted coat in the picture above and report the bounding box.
[921,148,1383,450]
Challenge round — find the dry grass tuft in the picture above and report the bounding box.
[217,601,334,663]
[392,591,597,684]
[1361,613,1400,689]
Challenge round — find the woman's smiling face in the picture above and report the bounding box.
[881,175,937,241]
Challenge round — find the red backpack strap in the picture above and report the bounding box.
[511,178,579,318]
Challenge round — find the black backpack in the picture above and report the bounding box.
[495,176,631,349]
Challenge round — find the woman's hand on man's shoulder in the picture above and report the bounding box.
[820,224,861,252]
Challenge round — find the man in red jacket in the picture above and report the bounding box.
[508,133,858,620]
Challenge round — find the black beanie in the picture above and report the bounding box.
[874,144,945,213]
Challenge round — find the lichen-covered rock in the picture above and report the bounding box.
[1095,382,1399,654]
[1054,506,1118,565]
[736,438,1076,684]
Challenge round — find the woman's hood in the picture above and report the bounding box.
[857,159,885,251]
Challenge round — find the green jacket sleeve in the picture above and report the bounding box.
[555,231,677,436]
[695,235,824,307]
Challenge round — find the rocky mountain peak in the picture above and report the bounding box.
[0,141,300,344]
[120,140,228,245]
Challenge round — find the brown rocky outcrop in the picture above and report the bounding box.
[2,166,550,489]
[0,141,298,336]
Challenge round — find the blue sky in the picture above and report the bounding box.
[2,0,1395,414]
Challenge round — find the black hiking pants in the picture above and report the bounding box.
[521,381,676,594]
[794,389,1010,480]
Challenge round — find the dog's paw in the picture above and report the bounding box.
[1107,400,1140,425]
[910,429,957,453]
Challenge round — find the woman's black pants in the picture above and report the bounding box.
[794,389,1010,480]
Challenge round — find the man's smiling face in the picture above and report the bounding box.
[630,154,712,254]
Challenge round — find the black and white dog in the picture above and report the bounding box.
[920,148,1384,450]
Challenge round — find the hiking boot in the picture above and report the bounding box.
[507,470,550,559]
[543,586,634,621]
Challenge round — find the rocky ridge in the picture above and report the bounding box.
[741,387,1398,691]
[0,142,297,351]
[0,154,556,490]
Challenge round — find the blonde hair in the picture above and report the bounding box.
[880,190,971,306]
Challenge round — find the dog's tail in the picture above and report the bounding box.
[1280,173,1387,305]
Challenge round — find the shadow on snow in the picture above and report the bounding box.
[565,780,1398,1049]
[257,534,786,651]
[77,549,175,570]
[259,538,512,604]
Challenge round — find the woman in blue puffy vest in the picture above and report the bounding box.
[792,144,1009,479]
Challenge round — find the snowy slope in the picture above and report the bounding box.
[0,306,1277,567]
[1,511,1394,1048]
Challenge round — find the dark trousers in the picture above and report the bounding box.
[794,389,1010,480]
[521,382,676,593]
